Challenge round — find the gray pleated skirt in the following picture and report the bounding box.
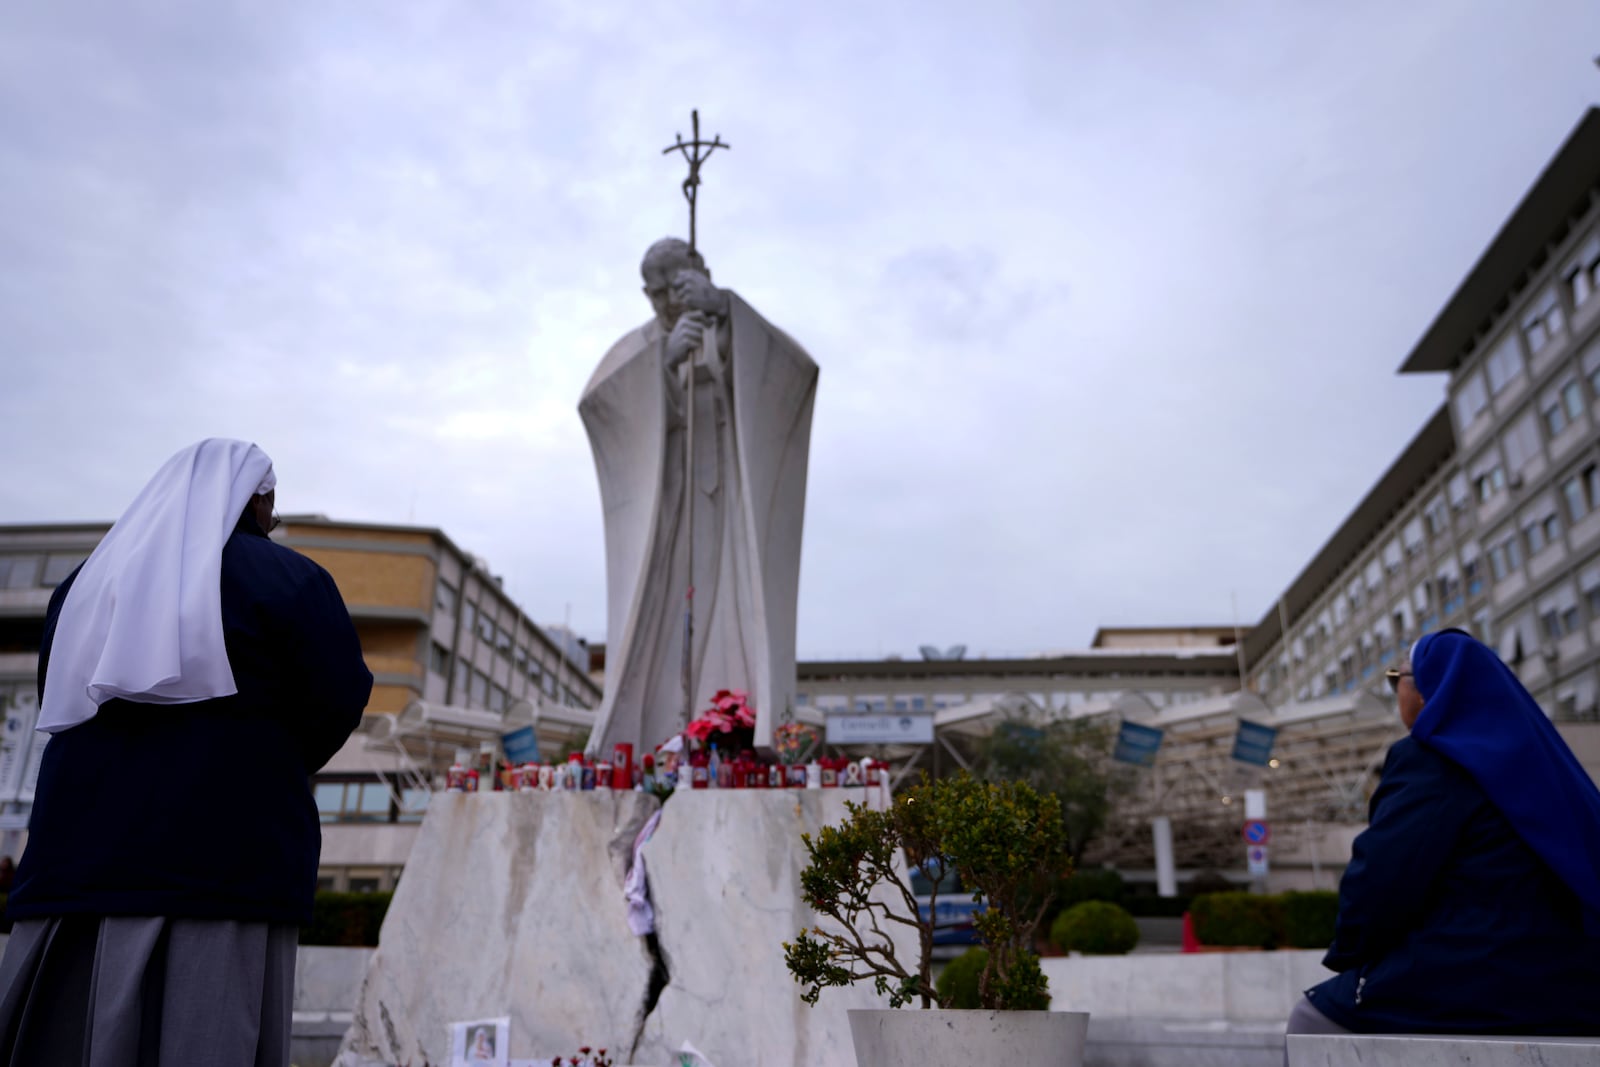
[0,916,296,1067]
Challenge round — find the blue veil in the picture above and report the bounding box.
[1411,629,1600,927]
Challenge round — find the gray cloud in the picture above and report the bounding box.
[3,0,1598,658]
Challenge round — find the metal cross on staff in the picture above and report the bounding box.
[661,110,729,733]
[661,109,730,254]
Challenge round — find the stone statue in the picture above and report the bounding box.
[581,238,818,755]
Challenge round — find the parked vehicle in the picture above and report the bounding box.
[909,861,983,953]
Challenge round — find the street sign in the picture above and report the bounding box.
[501,725,541,764]
[825,711,934,745]
[1231,720,1279,766]
[1247,845,1269,876]
[1112,722,1165,767]
[1242,820,1271,845]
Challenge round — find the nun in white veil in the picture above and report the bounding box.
[0,439,372,1067]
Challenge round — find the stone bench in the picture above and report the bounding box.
[1288,1033,1600,1065]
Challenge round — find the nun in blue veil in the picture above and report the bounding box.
[1288,628,1600,1037]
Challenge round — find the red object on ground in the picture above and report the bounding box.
[1181,911,1201,953]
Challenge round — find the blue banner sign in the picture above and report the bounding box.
[1231,720,1279,766]
[1112,721,1165,767]
[501,725,541,764]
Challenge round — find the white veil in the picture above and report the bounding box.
[38,439,277,734]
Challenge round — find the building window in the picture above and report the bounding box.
[1488,533,1523,582]
[1454,373,1489,427]
[1584,569,1600,618]
[1540,593,1581,641]
[1502,413,1542,473]
[453,659,471,702]
[397,788,430,824]
[1544,397,1570,438]
[462,601,477,635]
[1562,465,1597,523]
[1524,510,1561,556]
[429,642,451,677]
[476,615,496,644]
[1521,288,1564,354]
[1402,518,1425,557]
[435,580,459,618]
[1438,571,1462,617]
[1424,496,1449,537]
[313,780,393,824]
[40,554,84,587]
[1447,472,1471,511]
[1484,333,1524,394]
[1475,464,1505,502]
[1564,234,1600,310]
[1544,379,1587,438]
[470,670,490,706]
[1562,380,1585,421]
[1463,555,1484,597]
[0,556,41,590]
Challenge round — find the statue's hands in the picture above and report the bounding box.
[671,269,729,318]
[667,311,708,368]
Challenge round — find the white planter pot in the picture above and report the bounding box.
[847,1008,1089,1066]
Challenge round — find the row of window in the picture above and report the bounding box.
[1304,408,1599,665]
[0,554,85,591]
[313,778,430,824]
[1455,248,1600,432]
[1486,462,1600,579]
[799,687,1219,713]
[436,578,554,689]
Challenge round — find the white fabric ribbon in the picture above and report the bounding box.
[38,439,277,734]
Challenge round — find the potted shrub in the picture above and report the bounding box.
[783,773,1089,1065]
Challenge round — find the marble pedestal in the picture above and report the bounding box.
[337,789,914,1067]
[337,791,659,1066]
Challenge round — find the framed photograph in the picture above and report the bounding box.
[448,1016,509,1067]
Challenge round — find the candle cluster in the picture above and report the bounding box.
[443,739,892,802]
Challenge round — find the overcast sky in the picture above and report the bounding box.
[3,2,1598,658]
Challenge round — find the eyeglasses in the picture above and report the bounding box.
[1384,667,1412,694]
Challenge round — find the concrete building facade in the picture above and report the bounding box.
[1244,109,1600,723]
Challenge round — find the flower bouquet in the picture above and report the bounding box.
[685,689,757,754]
[773,722,820,766]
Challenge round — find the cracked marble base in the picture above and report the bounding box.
[336,791,660,1066]
[632,791,918,1067]
[336,790,911,1067]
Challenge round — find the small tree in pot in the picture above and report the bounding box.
[783,773,1069,1010]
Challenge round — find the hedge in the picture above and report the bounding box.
[1189,890,1338,949]
[1190,892,1284,949]
[300,891,392,946]
[1281,891,1339,949]
[935,947,988,1009]
[1050,901,1139,955]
